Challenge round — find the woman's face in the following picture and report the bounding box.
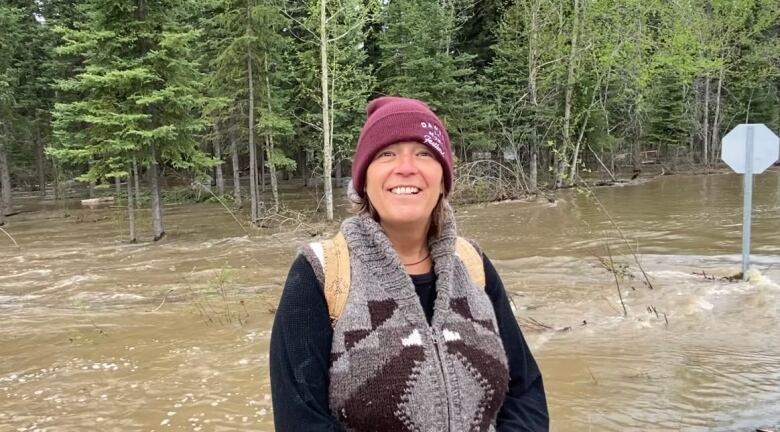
[365,141,443,230]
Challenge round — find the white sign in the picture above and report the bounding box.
[720,123,779,280]
[721,123,779,174]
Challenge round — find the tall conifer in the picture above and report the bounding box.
[52,0,212,241]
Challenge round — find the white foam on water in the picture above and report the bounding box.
[747,268,780,290]
[68,291,148,306]
[0,294,42,304]
[0,269,52,280]
[202,236,252,248]
[42,274,100,293]
[695,298,714,311]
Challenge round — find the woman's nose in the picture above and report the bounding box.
[394,152,418,175]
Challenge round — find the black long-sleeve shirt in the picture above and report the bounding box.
[269,253,549,431]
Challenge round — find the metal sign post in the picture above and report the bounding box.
[740,126,754,277]
[721,123,780,280]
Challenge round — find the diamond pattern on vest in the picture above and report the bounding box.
[451,297,496,333]
[341,299,398,351]
[399,356,448,431]
[445,340,509,431]
[339,345,426,431]
[343,329,371,351]
[329,209,509,431]
[368,298,397,329]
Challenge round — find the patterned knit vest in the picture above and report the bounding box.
[326,207,509,431]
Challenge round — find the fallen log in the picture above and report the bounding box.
[80,197,115,208]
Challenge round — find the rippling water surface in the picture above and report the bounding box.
[1,170,779,431]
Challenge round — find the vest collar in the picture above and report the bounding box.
[341,202,459,328]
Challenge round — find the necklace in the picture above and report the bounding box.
[403,252,430,266]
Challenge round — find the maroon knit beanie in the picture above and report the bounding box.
[352,96,453,198]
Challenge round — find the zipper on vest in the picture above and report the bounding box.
[430,328,451,431]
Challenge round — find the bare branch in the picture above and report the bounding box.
[278,6,320,41]
[291,111,323,132]
[327,18,363,43]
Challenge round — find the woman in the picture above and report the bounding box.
[270,96,548,431]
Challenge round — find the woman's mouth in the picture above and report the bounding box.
[389,186,421,195]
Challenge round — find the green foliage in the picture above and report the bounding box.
[487,0,566,171]
[1,2,52,183]
[203,0,299,177]
[2,0,779,201]
[266,147,297,171]
[0,5,25,125]
[50,0,213,183]
[285,0,376,170]
[376,0,489,157]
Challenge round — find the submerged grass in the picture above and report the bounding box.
[183,269,250,327]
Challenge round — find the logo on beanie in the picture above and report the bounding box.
[420,121,445,156]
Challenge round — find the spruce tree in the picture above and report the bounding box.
[0,2,49,213]
[51,0,212,242]
[208,0,297,219]
[0,4,26,219]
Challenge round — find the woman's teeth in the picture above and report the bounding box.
[390,186,420,195]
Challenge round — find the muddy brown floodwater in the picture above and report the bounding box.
[2,170,779,431]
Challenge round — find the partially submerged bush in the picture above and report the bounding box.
[451,160,530,204]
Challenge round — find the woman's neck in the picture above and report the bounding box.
[381,220,432,273]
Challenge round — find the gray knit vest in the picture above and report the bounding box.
[308,207,509,431]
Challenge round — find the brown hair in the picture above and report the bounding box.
[351,195,448,239]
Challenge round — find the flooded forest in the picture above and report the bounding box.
[2,0,780,431]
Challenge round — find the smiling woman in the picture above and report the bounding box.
[269,96,548,431]
[363,141,444,260]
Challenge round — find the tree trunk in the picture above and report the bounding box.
[527,1,539,194]
[0,142,12,214]
[265,135,279,211]
[231,126,242,208]
[264,57,279,211]
[53,161,61,201]
[632,126,641,170]
[127,167,136,243]
[247,33,259,223]
[35,129,46,197]
[149,143,165,241]
[690,78,699,158]
[0,139,5,223]
[559,0,580,187]
[214,124,225,195]
[529,139,538,193]
[335,158,342,187]
[301,150,308,187]
[260,136,266,193]
[711,67,723,165]
[702,75,710,167]
[133,156,141,207]
[632,111,642,171]
[89,177,96,198]
[115,175,121,197]
[570,111,589,183]
[321,0,334,220]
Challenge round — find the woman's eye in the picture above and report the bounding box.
[377,151,394,158]
[418,151,431,157]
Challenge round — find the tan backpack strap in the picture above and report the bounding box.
[456,237,485,288]
[323,232,351,322]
